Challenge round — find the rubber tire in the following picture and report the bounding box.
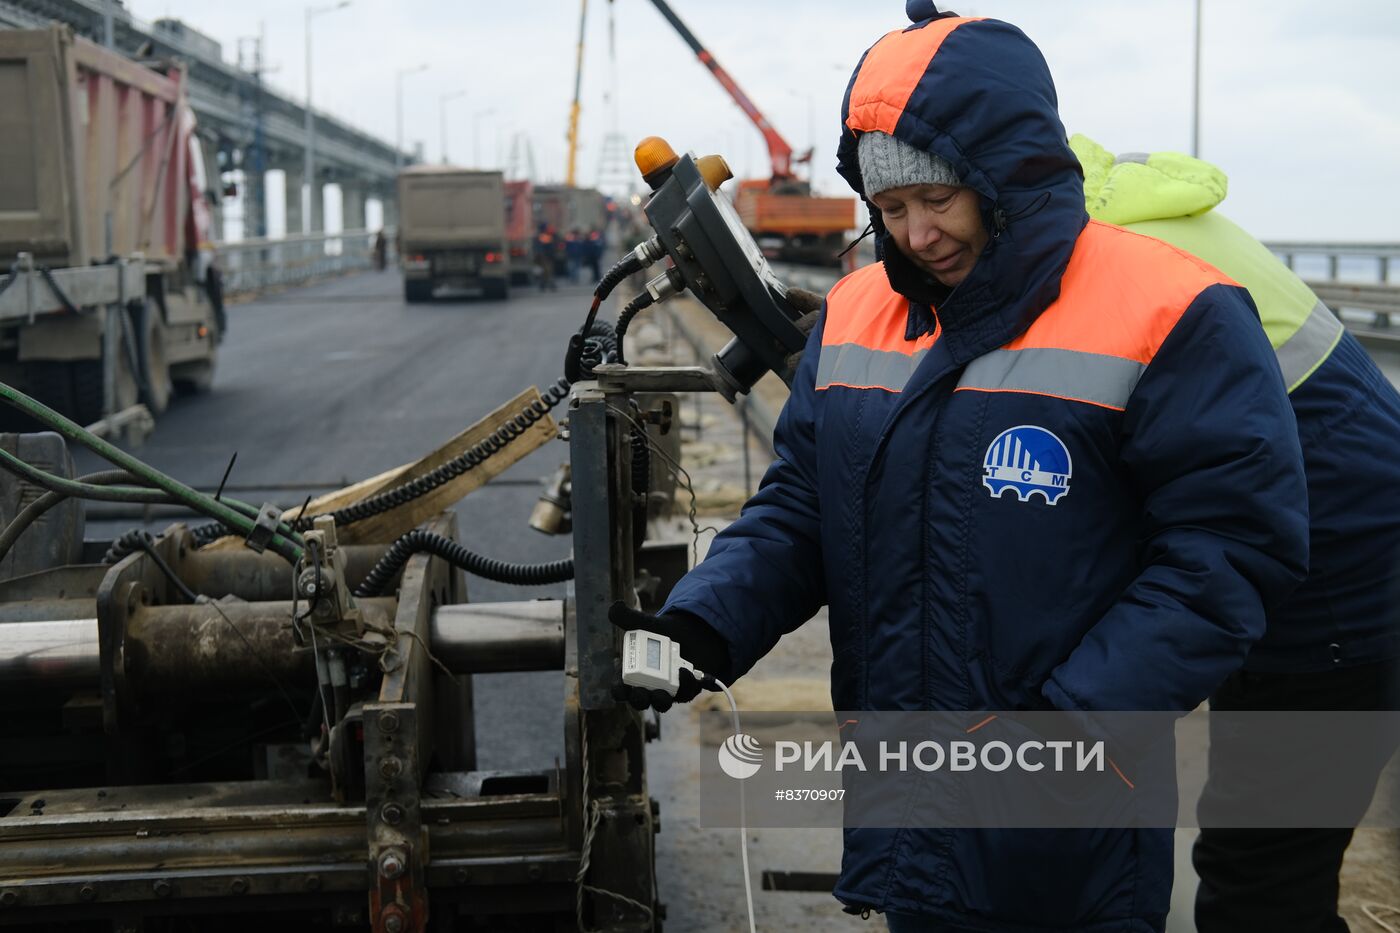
[404,280,433,303]
[173,354,217,396]
[484,279,510,301]
[23,362,78,423]
[24,354,137,427]
[205,266,227,343]
[134,301,171,416]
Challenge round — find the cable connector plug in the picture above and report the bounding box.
[644,265,686,304]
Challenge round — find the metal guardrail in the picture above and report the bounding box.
[1268,241,1400,281]
[1313,283,1400,316]
[777,240,1400,320]
[1264,241,1400,324]
[218,228,394,297]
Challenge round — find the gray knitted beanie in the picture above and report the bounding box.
[857,131,960,198]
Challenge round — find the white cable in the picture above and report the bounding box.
[621,639,755,931]
[712,677,757,933]
[1364,902,1400,933]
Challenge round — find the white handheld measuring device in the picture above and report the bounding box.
[621,629,699,694]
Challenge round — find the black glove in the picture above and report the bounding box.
[608,602,733,712]
[786,286,826,316]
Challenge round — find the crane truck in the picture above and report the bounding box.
[644,0,857,267]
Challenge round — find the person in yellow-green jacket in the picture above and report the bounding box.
[1073,134,1400,933]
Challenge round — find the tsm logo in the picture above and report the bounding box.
[982,425,1072,505]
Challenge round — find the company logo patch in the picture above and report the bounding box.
[983,425,1072,505]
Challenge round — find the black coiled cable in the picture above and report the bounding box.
[189,376,573,548]
[102,528,199,602]
[594,240,657,304]
[613,292,656,366]
[630,429,651,496]
[354,529,573,597]
[104,528,150,564]
[310,377,572,530]
[192,243,655,551]
[580,319,617,373]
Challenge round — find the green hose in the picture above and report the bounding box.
[0,447,174,502]
[0,381,304,562]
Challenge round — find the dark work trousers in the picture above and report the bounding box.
[1193,657,1400,933]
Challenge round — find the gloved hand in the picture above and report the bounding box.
[609,601,733,712]
[786,286,826,316]
[778,287,825,383]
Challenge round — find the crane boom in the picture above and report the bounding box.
[566,0,588,187]
[645,0,807,181]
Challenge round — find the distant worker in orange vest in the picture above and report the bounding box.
[533,223,556,292]
[585,227,604,282]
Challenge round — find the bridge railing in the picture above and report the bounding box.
[1264,241,1400,325]
[1266,241,1399,283]
[217,228,396,297]
[779,240,1400,327]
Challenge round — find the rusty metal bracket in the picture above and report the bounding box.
[363,512,462,933]
[364,702,426,933]
[244,502,283,554]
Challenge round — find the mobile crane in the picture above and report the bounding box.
[643,0,856,266]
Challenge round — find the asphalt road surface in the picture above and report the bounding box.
[77,269,605,772]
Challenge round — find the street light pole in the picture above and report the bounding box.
[396,64,430,171]
[1191,0,1202,158]
[439,91,467,165]
[303,1,350,235]
[472,108,496,169]
[494,123,515,172]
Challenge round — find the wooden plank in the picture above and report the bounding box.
[203,387,558,549]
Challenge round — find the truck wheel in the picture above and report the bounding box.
[136,301,171,415]
[173,355,217,396]
[485,279,511,301]
[70,360,111,426]
[24,362,78,423]
[26,355,137,428]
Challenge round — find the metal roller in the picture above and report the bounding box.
[428,600,565,673]
[0,617,99,686]
[0,599,566,689]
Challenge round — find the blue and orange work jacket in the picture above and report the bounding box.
[662,7,1309,931]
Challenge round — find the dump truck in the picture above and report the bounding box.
[398,167,510,302]
[532,185,608,277]
[504,179,535,287]
[533,185,608,235]
[0,26,224,430]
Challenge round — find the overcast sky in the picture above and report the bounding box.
[128,0,1399,241]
